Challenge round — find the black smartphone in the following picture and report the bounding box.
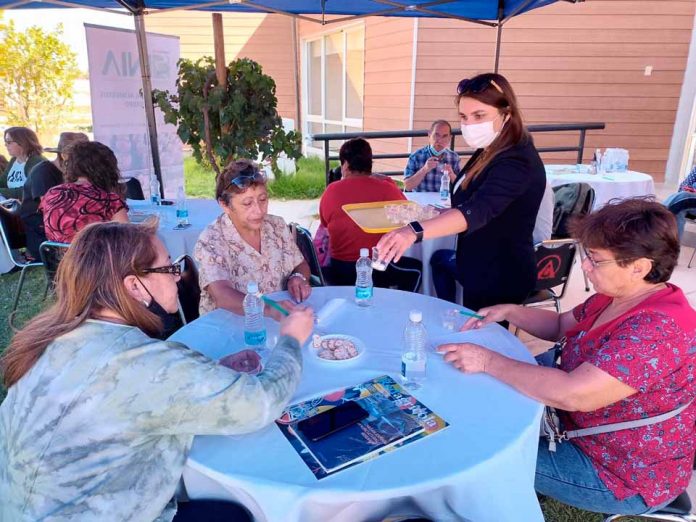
[297,401,369,442]
[160,199,174,206]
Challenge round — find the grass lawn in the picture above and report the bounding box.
[184,155,333,200]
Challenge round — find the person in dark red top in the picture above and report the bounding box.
[438,198,696,516]
[319,138,421,291]
[41,141,128,244]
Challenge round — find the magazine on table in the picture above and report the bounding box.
[276,374,449,479]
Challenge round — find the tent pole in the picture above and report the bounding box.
[134,11,164,197]
[494,0,504,73]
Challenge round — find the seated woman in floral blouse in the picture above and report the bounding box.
[194,159,312,318]
[440,198,696,516]
[0,220,314,521]
[40,141,128,243]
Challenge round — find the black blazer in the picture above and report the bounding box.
[451,136,546,310]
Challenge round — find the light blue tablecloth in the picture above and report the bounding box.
[169,287,544,522]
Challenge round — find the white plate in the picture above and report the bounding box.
[309,334,365,363]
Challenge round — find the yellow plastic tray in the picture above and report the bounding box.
[341,200,416,234]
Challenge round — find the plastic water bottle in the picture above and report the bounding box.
[439,169,449,201]
[243,281,267,348]
[401,310,427,389]
[149,175,161,206]
[176,186,189,226]
[355,248,373,307]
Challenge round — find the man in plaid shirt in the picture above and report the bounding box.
[404,120,460,192]
[664,164,696,240]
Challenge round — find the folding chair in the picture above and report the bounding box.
[522,239,577,313]
[290,223,326,287]
[175,254,200,325]
[681,213,696,268]
[551,183,595,291]
[1,203,43,328]
[38,241,70,298]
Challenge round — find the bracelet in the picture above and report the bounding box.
[288,272,308,284]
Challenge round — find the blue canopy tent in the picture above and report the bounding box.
[0,0,584,190]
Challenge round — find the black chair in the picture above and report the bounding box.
[684,214,696,268]
[122,177,145,200]
[290,223,326,287]
[38,241,70,298]
[1,203,43,328]
[175,254,200,325]
[604,491,696,521]
[521,239,577,313]
[552,183,595,291]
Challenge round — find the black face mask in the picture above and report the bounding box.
[136,275,179,339]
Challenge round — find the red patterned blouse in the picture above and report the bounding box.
[40,182,127,243]
[559,284,696,507]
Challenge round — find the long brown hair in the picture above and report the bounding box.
[4,126,43,158]
[1,220,163,388]
[64,141,122,194]
[456,73,528,186]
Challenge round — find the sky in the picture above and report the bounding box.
[4,9,134,70]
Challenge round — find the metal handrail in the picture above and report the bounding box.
[313,122,605,184]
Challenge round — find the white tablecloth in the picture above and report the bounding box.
[545,166,655,209]
[127,198,221,260]
[169,287,544,522]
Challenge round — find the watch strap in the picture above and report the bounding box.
[408,221,424,244]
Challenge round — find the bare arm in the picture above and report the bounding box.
[439,343,636,412]
[286,260,312,303]
[111,208,129,223]
[206,280,294,320]
[376,208,468,263]
[462,303,578,342]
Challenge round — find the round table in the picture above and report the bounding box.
[545,166,655,209]
[168,287,544,522]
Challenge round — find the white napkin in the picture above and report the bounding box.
[315,298,348,326]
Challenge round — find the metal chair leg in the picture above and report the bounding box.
[10,265,30,315]
[689,248,695,269]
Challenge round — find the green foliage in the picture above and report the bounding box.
[153,57,301,174]
[0,21,80,135]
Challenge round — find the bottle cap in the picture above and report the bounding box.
[247,281,259,294]
[360,248,369,257]
[409,310,422,322]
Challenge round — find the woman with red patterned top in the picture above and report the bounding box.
[41,141,128,244]
[438,198,696,516]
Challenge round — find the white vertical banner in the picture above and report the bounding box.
[85,23,184,199]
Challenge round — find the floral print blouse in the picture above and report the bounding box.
[0,320,302,521]
[194,213,305,314]
[560,284,696,506]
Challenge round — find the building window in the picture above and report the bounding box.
[304,25,364,154]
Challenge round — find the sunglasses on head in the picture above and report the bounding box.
[457,76,504,96]
[225,166,266,192]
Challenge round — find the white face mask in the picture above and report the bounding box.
[461,116,504,149]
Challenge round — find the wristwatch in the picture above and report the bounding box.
[408,221,424,243]
[288,272,308,284]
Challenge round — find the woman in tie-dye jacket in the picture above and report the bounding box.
[0,220,314,521]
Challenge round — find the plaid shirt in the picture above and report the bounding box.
[679,165,696,192]
[404,145,460,192]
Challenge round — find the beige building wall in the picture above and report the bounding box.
[144,13,298,120]
[414,0,696,181]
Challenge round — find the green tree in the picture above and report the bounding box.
[0,21,80,136]
[153,56,301,176]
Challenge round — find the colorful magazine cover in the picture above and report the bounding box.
[276,374,449,479]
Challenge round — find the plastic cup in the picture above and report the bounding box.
[441,309,459,331]
[371,247,388,271]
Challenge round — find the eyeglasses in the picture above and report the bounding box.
[457,76,504,96]
[225,166,266,192]
[579,246,631,269]
[142,259,183,276]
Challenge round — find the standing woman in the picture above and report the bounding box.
[1,127,46,200]
[377,73,546,311]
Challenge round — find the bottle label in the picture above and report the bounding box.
[244,329,267,346]
[355,286,373,300]
[401,356,426,379]
[176,209,189,219]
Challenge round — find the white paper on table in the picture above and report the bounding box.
[430,328,526,361]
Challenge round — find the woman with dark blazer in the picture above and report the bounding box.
[377,73,546,311]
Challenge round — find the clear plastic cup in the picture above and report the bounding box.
[371,247,388,271]
[441,309,459,331]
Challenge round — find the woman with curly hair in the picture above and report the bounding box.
[40,140,129,243]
